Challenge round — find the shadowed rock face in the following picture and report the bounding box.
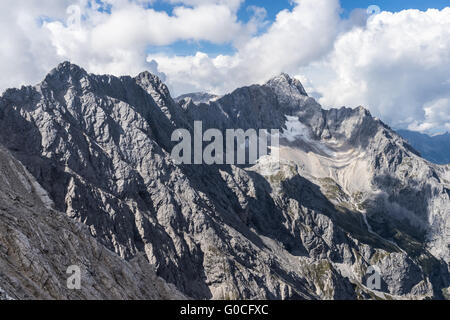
[0,145,186,300]
[0,62,448,300]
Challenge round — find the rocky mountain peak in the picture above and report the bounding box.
[134,70,173,104]
[355,105,372,116]
[47,61,87,79]
[135,70,162,86]
[42,61,90,92]
[266,72,308,97]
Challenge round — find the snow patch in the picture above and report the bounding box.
[282,116,311,142]
[254,150,281,176]
[281,116,336,157]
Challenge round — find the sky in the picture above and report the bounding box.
[0,0,449,134]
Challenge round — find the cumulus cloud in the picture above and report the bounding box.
[0,0,258,91]
[164,0,244,11]
[407,98,450,132]
[316,8,450,133]
[43,0,259,77]
[0,0,72,91]
[148,0,341,93]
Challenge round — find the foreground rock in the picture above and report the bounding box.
[0,145,185,300]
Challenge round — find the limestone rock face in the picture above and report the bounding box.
[0,145,185,300]
[0,62,448,300]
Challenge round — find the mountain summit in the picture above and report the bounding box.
[266,73,308,96]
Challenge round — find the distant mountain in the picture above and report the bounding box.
[397,130,450,165]
[0,62,448,300]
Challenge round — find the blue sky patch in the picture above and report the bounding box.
[142,0,449,57]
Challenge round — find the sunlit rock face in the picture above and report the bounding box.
[0,62,448,300]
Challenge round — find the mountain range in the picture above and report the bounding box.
[397,130,450,165]
[0,62,448,300]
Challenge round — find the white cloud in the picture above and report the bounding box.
[315,8,450,133]
[148,0,342,94]
[43,0,258,77]
[0,0,72,92]
[408,98,450,133]
[0,0,257,91]
[163,0,244,11]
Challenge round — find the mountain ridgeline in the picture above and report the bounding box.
[0,62,448,300]
[397,130,450,165]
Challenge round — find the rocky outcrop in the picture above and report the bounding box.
[0,145,186,299]
[0,62,448,300]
